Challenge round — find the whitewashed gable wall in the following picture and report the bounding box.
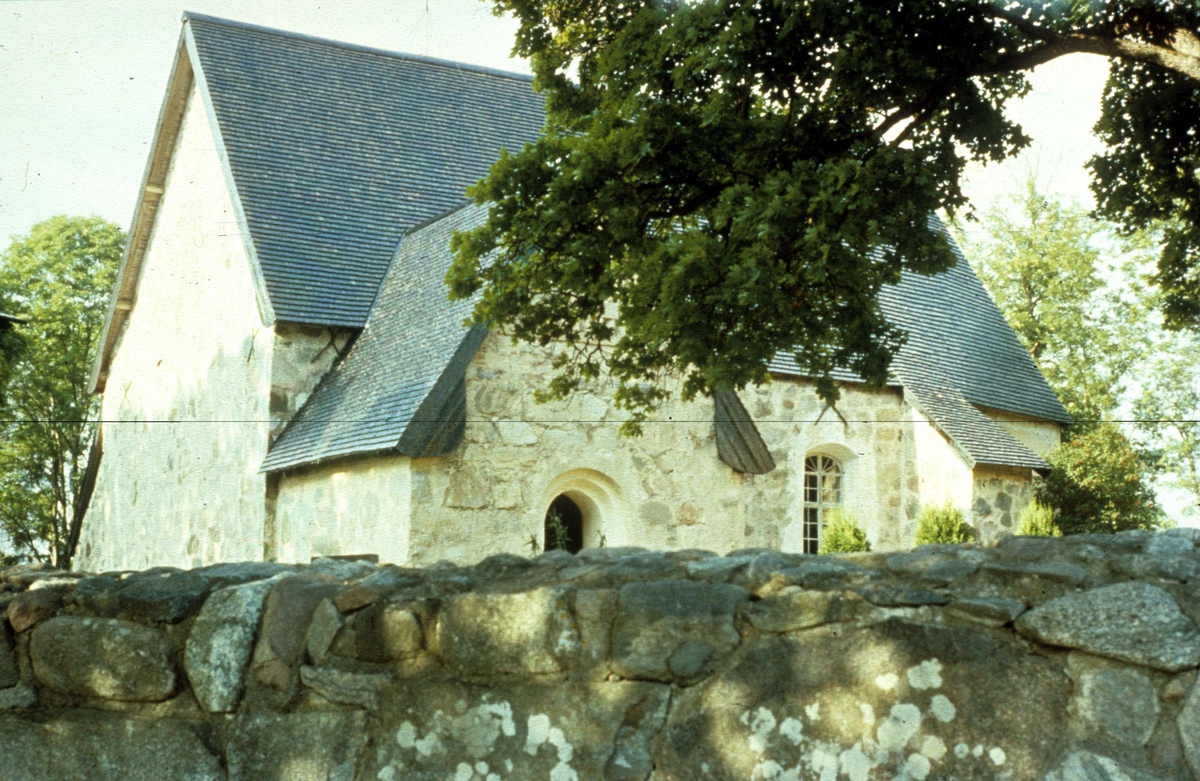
[78,83,275,571]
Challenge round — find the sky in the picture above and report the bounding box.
[0,1,1188,521]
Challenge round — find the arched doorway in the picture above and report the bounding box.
[544,494,584,553]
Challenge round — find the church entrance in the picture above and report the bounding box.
[544,494,584,553]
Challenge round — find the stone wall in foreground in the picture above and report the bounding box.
[3,529,1200,780]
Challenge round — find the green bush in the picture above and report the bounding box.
[1016,500,1061,537]
[913,503,974,546]
[819,508,871,554]
[1036,424,1165,535]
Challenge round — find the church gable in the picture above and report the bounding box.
[184,13,544,327]
[79,78,275,571]
[92,13,545,393]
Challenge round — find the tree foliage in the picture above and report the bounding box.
[451,0,1200,426]
[1037,423,1165,533]
[0,216,123,566]
[965,178,1154,423]
[961,181,1165,531]
[1135,331,1200,517]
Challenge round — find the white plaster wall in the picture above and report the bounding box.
[981,407,1062,457]
[910,404,975,515]
[77,84,274,571]
[274,455,411,565]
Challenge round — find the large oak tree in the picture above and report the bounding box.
[449,0,1200,428]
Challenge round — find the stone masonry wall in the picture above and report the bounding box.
[272,332,927,567]
[272,333,1045,567]
[4,530,1200,780]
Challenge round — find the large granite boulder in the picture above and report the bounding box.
[1180,677,1200,779]
[249,573,341,692]
[7,588,63,633]
[1067,653,1159,749]
[227,711,368,781]
[184,575,281,712]
[612,580,748,683]
[0,621,17,689]
[363,680,670,781]
[112,568,211,623]
[1040,751,1171,781]
[30,616,176,701]
[1014,582,1200,672]
[657,618,1071,781]
[437,587,580,674]
[0,712,222,780]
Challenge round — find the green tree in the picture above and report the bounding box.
[960,182,1164,532]
[452,0,1200,428]
[0,216,123,566]
[1135,331,1200,518]
[963,178,1154,423]
[1037,424,1164,534]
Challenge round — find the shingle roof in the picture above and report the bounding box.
[261,203,487,472]
[185,13,545,327]
[768,218,1069,470]
[770,219,1070,426]
[266,208,1065,474]
[901,380,1051,471]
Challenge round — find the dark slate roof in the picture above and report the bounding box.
[261,203,487,472]
[768,218,1068,469]
[770,219,1070,426]
[185,13,544,327]
[901,380,1051,471]
[267,205,1065,473]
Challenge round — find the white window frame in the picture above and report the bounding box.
[802,454,843,554]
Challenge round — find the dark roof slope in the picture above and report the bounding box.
[901,380,1051,471]
[769,219,1071,428]
[261,203,487,472]
[185,13,544,327]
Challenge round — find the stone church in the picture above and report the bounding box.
[76,14,1070,572]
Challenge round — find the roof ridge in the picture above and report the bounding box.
[181,11,535,83]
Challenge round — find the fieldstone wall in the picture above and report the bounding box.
[274,332,1022,567]
[4,529,1200,780]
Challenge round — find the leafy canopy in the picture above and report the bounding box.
[964,177,1155,424]
[0,216,123,566]
[959,180,1165,531]
[1038,423,1165,534]
[450,0,1200,427]
[1135,330,1200,517]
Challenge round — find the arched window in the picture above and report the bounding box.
[544,494,584,554]
[803,454,843,554]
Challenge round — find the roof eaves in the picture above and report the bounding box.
[90,33,195,393]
